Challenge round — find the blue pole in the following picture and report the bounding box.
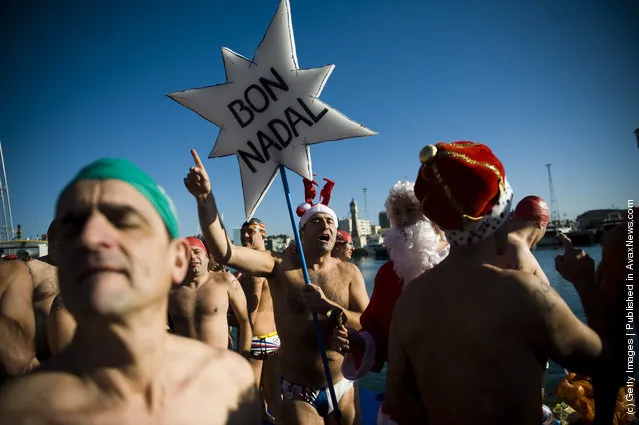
[279,165,342,423]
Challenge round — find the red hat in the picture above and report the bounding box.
[514,196,550,227]
[336,230,353,244]
[414,141,513,246]
[185,236,208,254]
[296,176,337,228]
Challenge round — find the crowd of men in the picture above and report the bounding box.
[0,142,633,425]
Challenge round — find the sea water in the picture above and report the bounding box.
[352,244,602,398]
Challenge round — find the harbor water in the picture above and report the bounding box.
[352,244,602,399]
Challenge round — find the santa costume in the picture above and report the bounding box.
[341,181,449,425]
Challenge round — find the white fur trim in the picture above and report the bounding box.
[341,331,376,380]
[443,179,514,247]
[299,204,337,229]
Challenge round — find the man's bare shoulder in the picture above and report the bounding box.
[336,259,360,275]
[0,369,88,415]
[207,270,236,285]
[0,261,28,291]
[167,334,255,391]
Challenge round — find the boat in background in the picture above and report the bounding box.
[537,226,573,248]
[0,238,48,261]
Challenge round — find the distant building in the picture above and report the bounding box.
[367,233,384,245]
[231,227,242,245]
[265,235,292,253]
[339,206,373,247]
[576,209,625,230]
[350,199,368,248]
[370,224,381,235]
[338,218,352,233]
[379,211,390,228]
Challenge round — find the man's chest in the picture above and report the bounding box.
[169,286,227,318]
[278,269,349,311]
[40,394,229,425]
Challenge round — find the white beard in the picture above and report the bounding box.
[384,220,450,287]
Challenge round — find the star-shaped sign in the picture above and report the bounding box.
[168,0,376,220]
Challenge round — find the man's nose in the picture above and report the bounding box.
[80,212,117,249]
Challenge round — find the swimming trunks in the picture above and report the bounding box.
[281,377,353,417]
[249,331,280,360]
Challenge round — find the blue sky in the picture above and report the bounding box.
[1,0,637,239]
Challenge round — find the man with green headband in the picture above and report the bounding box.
[0,158,261,425]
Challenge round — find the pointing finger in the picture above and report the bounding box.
[556,232,574,252]
[191,149,204,168]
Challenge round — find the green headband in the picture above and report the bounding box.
[57,158,179,239]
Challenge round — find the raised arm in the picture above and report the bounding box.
[184,149,277,277]
[0,268,37,376]
[519,234,614,377]
[225,274,252,358]
[47,294,77,355]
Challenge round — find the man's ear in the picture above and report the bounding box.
[171,238,191,284]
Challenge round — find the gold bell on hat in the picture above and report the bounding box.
[419,144,438,164]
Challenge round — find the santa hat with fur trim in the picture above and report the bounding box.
[296,176,337,229]
[414,141,514,246]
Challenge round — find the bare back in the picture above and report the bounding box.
[0,335,261,425]
[239,273,276,336]
[271,253,355,386]
[392,259,547,424]
[168,271,230,349]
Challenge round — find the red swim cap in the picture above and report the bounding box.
[185,236,208,254]
[336,230,352,244]
[513,196,550,227]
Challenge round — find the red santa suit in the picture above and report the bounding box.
[342,220,449,425]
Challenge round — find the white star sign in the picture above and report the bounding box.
[168,0,376,220]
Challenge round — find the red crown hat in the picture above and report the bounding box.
[414,141,514,246]
[296,176,337,229]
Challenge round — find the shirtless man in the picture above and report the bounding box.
[496,195,550,283]
[184,149,370,425]
[331,230,354,262]
[169,236,252,356]
[495,195,552,399]
[566,209,637,424]
[335,181,448,425]
[385,142,615,425]
[0,157,260,424]
[0,221,59,382]
[238,218,281,423]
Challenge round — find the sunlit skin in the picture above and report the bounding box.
[390,196,424,228]
[331,241,354,261]
[185,149,370,425]
[241,226,264,250]
[239,223,282,424]
[384,211,614,425]
[169,241,252,355]
[0,179,261,425]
